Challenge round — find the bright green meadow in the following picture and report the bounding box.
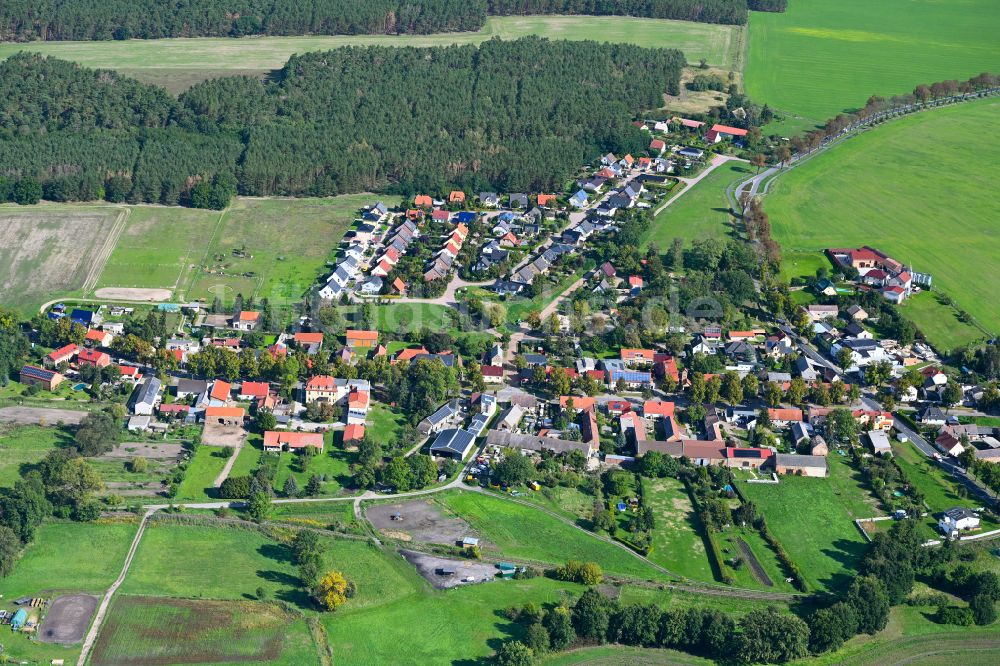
[746,0,1000,132]
[765,98,1000,348]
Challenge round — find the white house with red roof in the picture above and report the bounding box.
[706,124,748,143]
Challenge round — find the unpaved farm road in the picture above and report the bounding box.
[76,508,154,666]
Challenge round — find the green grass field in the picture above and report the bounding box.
[746,0,1000,132]
[641,162,752,250]
[91,596,319,666]
[0,16,743,95]
[765,98,1000,349]
[0,520,137,598]
[324,576,584,665]
[642,477,714,582]
[0,425,73,487]
[120,522,415,610]
[98,206,222,291]
[738,455,877,592]
[179,195,394,306]
[437,490,666,581]
[0,519,136,663]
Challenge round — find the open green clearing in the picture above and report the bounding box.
[746,0,1000,132]
[738,454,877,592]
[641,161,751,250]
[271,435,357,497]
[642,477,714,582]
[325,575,583,665]
[896,291,985,354]
[98,206,222,291]
[0,204,122,313]
[0,425,72,487]
[437,490,665,581]
[91,595,318,666]
[367,401,407,447]
[765,98,1000,348]
[0,16,742,95]
[120,522,413,610]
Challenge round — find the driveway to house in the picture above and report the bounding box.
[212,440,244,487]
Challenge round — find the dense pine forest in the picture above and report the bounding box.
[0,0,786,41]
[0,39,684,205]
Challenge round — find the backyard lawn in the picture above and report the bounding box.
[766,98,1000,347]
[174,445,231,501]
[642,477,715,582]
[367,401,407,448]
[270,435,357,497]
[892,439,1000,533]
[738,454,877,591]
[97,205,221,292]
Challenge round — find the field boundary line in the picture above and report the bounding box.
[77,508,154,666]
[82,206,130,295]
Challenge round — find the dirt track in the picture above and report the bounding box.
[736,537,773,587]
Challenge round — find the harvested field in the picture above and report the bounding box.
[90,595,310,666]
[367,500,476,546]
[0,206,124,312]
[0,407,88,426]
[39,594,98,644]
[401,550,497,590]
[93,288,172,301]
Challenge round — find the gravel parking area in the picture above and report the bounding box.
[401,550,498,589]
[367,500,476,546]
[39,594,99,644]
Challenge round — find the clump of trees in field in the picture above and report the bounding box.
[0,40,682,206]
